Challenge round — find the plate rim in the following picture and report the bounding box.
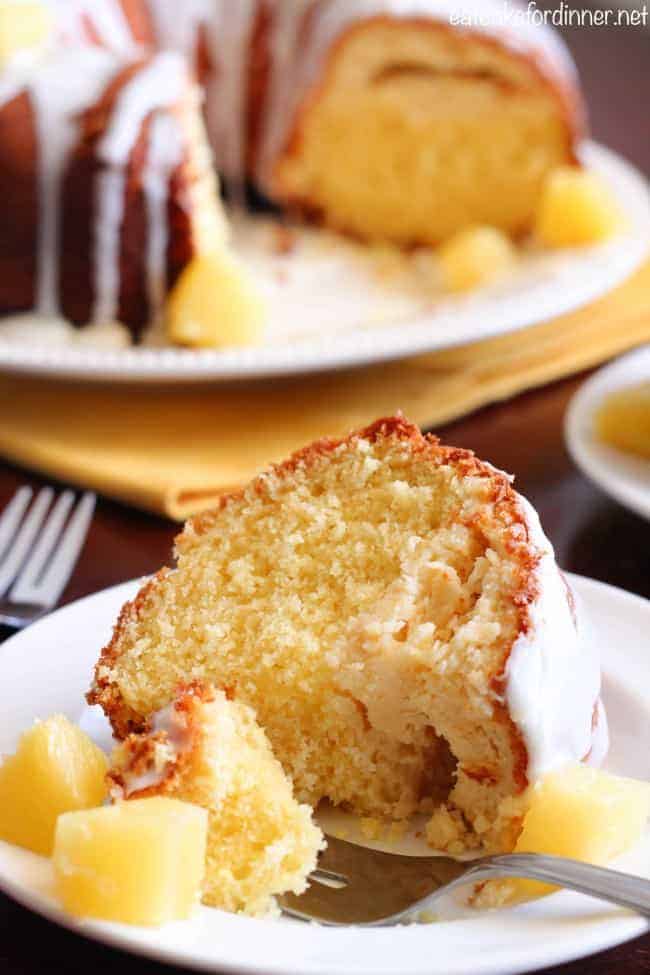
[0,572,649,975]
[0,142,648,385]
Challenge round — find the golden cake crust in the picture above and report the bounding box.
[267,13,585,243]
[107,681,217,799]
[89,414,538,801]
[278,15,584,197]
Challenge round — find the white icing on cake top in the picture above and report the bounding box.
[44,0,140,54]
[148,0,258,192]
[257,0,579,190]
[143,0,579,191]
[93,51,188,324]
[1,41,191,325]
[506,496,607,783]
[10,47,119,316]
[1,0,580,328]
[142,112,184,326]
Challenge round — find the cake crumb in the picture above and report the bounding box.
[426,806,479,853]
[360,817,383,840]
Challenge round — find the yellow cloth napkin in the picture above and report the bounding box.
[1,261,649,521]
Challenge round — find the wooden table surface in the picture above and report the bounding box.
[1,12,649,975]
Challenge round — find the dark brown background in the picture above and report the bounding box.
[1,10,649,974]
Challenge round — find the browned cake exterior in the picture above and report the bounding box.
[0,45,223,339]
[139,0,587,241]
[256,5,586,243]
[58,64,197,336]
[0,92,38,313]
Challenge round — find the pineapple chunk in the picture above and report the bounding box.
[0,715,108,855]
[167,252,265,349]
[595,383,650,460]
[503,765,650,902]
[535,166,622,248]
[0,2,52,66]
[438,226,515,293]
[54,798,208,925]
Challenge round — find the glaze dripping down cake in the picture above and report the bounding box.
[148,0,584,245]
[0,43,225,339]
[0,0,586,340]
[90,416,607,853]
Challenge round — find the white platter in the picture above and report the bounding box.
[0,573,649,975]
[566,345,650,521]
[0,142,648,384]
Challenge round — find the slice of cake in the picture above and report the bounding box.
[90,415,607,854]
[257,1,584,246]
[108,683,324,917]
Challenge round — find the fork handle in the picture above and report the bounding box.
[463,854,650,916]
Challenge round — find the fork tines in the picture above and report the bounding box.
[0,487,95,612]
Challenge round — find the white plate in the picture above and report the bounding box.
[0,142,648,384]
[566,345,650,521]
[1,573,649,975]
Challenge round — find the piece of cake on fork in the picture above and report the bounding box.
[108,682,324,917]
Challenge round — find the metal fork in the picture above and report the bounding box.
[0,487,95,629]
[279,835,650,926]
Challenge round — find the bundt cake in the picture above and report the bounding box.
[108,682,325,916]
[142,0,584,244]
[89,416,607,854]
[46,0,152,52]
[0,0,585,341]
[0,40,225,340]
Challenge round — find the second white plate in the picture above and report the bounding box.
[566,345,650,521]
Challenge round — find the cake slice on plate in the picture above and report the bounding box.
[90,415,607,854]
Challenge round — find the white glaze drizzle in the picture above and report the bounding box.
[92,51,187,324]
[97,53,186,170]
[142,112,183,324]
[2,0,581,326]
[146,0,212,56]
[149,0,257,192]
[146,0,578,194]
[254,0,314,189]
[5,47,119,315]
[122,764,167,794]
[254,0,578,192]
[206,0,257,190]
[121,701,192,795]
[45,0,139,54]
[506,496,607,782]
[92,170,125,325]
[288,0,577,80]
